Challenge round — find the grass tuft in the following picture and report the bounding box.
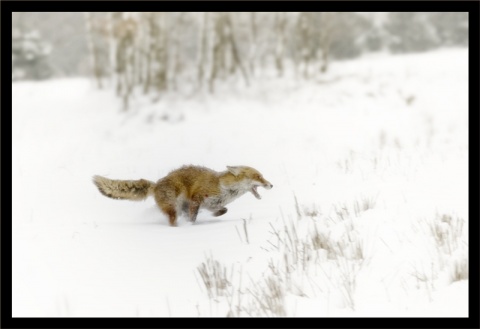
[197,253,232,299]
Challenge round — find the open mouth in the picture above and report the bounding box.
[251,186,261,199]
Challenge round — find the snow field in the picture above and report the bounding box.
[12,48,468,317]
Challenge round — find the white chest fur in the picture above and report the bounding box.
[202,185,249,210]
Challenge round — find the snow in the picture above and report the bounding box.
[12,48,468,317]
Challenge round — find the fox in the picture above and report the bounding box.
[93,165,273,226]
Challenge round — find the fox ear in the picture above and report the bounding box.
[227,166,242,176]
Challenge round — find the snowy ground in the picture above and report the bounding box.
[12,48,468,317]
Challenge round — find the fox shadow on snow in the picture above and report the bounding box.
[135,209,245,226]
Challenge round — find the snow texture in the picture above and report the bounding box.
[12,49,468,317]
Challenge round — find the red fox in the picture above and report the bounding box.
[93,165,273,226]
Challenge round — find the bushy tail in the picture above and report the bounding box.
[93,175,155,201]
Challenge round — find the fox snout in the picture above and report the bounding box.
[256,176,273,189]
[251,178,272,200]
[226,165,272,200]
[263,181,273,189]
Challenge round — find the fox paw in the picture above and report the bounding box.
[213,208,228,217]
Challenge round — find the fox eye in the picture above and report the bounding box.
[255,174,261,179]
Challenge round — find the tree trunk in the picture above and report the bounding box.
[225,13,249,87]
[319,12,333,73]
[274,12,287,77]
[106,13,117,89]
[143,12,155,94]
[109,12,123,95]
[248,12,257,76]
[170,12,185,91]
[297,12,313,79]
[153,12,168,93]
[209,12,225,93]
[113,12,136,110]
[84,12,103,88]
[197,12,209,90]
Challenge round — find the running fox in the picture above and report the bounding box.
[93,165,273,226]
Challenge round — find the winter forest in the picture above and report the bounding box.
[12,12,469,318]
[13,12,468,105]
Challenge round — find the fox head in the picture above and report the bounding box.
[226,166,273,199]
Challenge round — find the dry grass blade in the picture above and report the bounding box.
[196,253,231,299]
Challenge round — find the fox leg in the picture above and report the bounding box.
[160,205,177,226]
[213,207,228,217]
[189,202,200,222]
[154,195,177,226]
[189,193,205,222]
[153,182,181,226]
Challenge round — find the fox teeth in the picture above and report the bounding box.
[252,186,261,199]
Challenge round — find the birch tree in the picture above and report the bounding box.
[197,12,209,90]
[209,12,249,93]
[319,12,333,73]
[84,12,103,88]
[274,12,287,77]
[153,12,168,93]
[248,12,258,76]
[296,12,314,79]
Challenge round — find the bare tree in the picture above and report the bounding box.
[248,12,258,76]
[111,12,137,109]
[296,12,314,79]
[197,12,209,90]
[170,12,186,91]
[225,13,250,86]
[209,12,226,92]
[319,12,333,73]
[84,12,103,88]
[78,12,402,108]
[209,12,249,93]
[153,12,168,93]
[143,12,155,94]
[133,12,149,87]
[107,12,118,90]
[274,12,287,77]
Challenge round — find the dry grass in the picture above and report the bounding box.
[409,212,468,293]
[196,196,377,315]
[331,195,377,222]
[196,253,232,299]
[332,203,350,221]
[428,213,465,255]
[303,203,320,218]
[450,253,468,282]
[335,258,363,310]
[353,195,377,217]
[293,193,302,220]
[245,272,287,316]
[265,198,368,310]
[425,213,468,283]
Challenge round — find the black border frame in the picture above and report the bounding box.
[2,1,479,329]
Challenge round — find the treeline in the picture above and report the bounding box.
[13,12,468,108]
[83,12,467,108]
